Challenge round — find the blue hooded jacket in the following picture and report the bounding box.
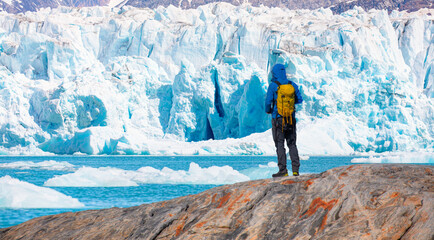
[265,64,303,119]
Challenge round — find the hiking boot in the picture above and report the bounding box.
[293,172,299,176]
[272,170,288,178]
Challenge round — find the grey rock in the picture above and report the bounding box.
[1,164,433,239]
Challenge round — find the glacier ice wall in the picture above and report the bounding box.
[0,4,432,155]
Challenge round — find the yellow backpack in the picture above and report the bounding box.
[274,80,295,130]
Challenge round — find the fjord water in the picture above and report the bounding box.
[0,155,350,228]
[1,155,433,228]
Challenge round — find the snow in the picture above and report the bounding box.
[107,0,127,8]
[0,4,432,156]
[1,0,13,6]
[0,175,84,208]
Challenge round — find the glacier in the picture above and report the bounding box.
[0,3,432,155]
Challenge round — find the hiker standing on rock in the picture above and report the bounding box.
[265,64,303,177]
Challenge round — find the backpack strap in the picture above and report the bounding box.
[272,79,284,111]
[272,79,283,131]
[272,80,281,86]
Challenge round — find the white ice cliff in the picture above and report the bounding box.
[0,3,432,155]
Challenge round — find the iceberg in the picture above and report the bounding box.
[0,175,84,208]
[351,152,434,163]
[0,4,432,155]
[44,162,251,186]
[44,166,139,187]
[133,162,250,185]
[0,160,75,171]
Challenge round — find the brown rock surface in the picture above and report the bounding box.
[1,164,433,239]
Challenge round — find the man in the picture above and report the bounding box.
[265,64,303,177]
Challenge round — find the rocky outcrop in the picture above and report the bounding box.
[1,164,433,239]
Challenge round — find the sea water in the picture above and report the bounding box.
[1,155,433,228]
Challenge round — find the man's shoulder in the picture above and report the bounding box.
[289,81,299,88]
[268,81,278,88]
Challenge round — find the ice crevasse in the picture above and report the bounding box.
[0,3,432,155]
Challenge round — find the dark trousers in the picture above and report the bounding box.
[272,118,300,173]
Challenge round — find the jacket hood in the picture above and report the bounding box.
[271,64,287,83]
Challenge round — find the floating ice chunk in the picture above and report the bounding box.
[44,163,250,186]
[0,160,75,171]
[351,153,434,164]
[240,162,277,180]
[288,153,310,161]
[134,162,250,185]
[44,166,139,187]
[0,176,84,208]
[241,161,313,179]
[259,162,277,168]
